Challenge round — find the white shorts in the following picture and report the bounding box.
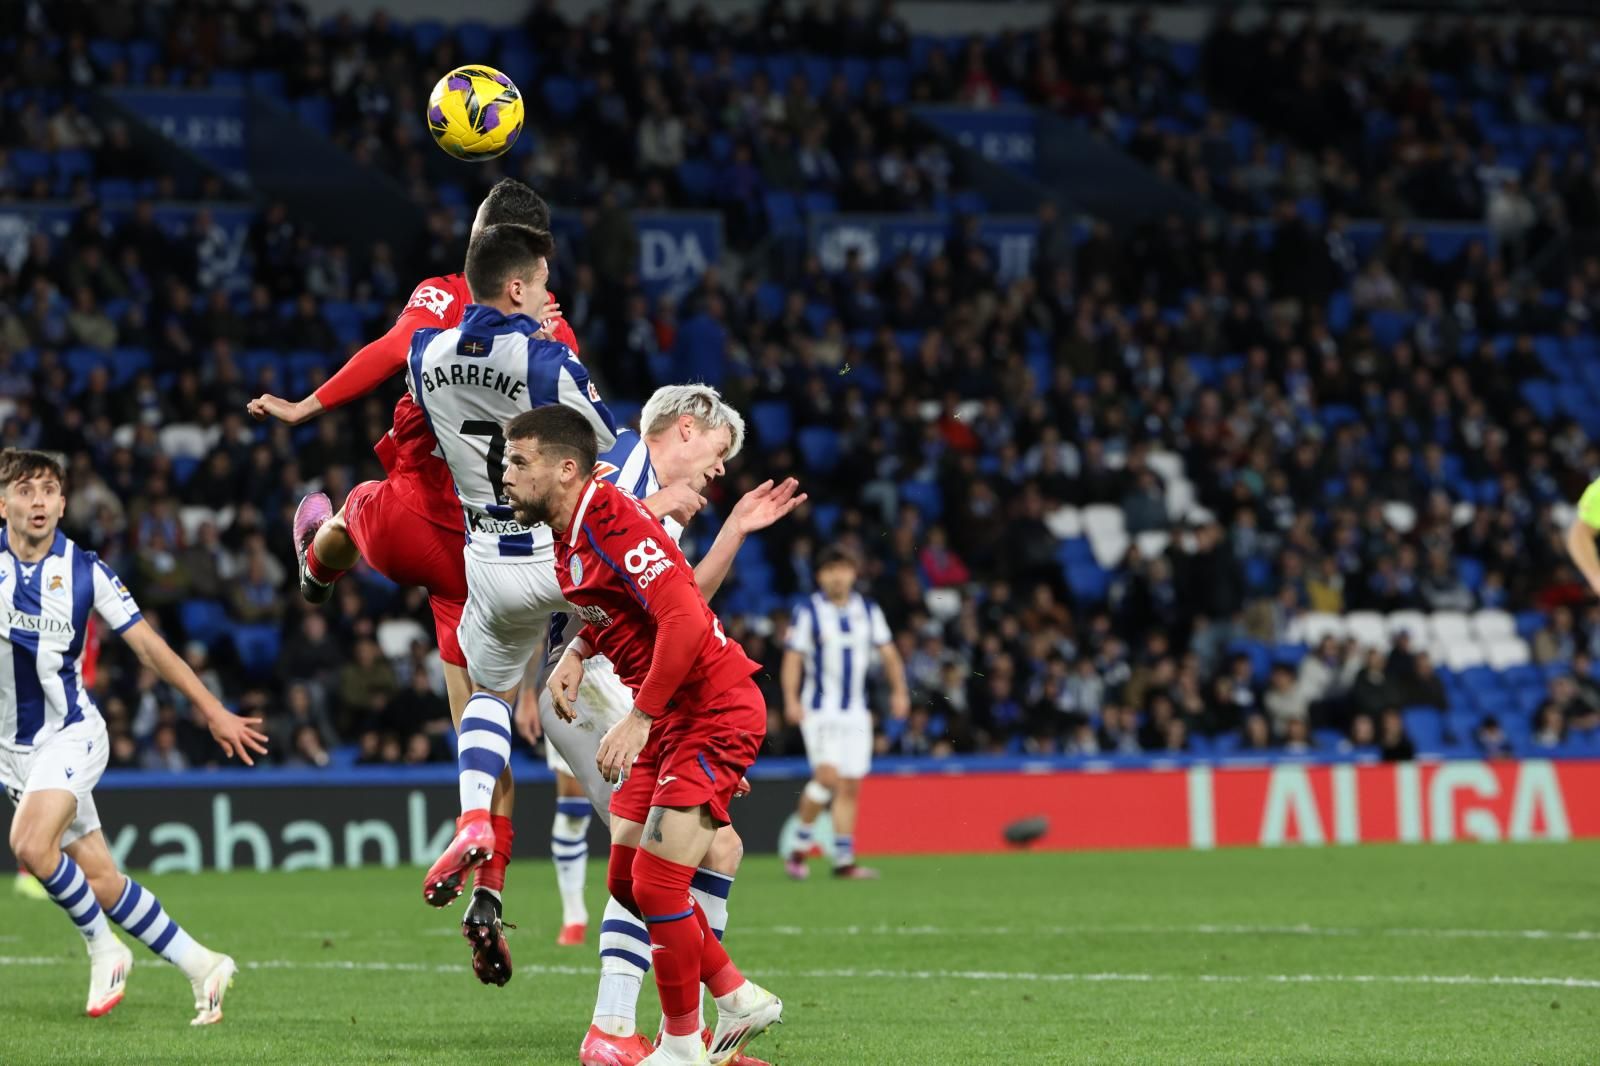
[801,711,874,779]
[540,654,635,815]
[457,551,570,692]
[0,718,111,848]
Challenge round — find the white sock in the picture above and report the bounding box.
[552,799,591,927]
[593,895,650,1036]
[106,876,208,978]
[41,855,113,951]
[457,694,512,814]
[689,868,733,942]
[714,979,759,1014]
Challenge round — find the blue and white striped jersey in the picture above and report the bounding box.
[0,528,141,749]
[596,430,684,543]
[785,592,894,713]
[407,304,617,562]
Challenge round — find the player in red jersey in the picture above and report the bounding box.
[245,179,569,986]
[502,406,783,1066]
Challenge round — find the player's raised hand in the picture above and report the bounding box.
[247,393,321,426]
[207,710,269,766]
[545,651,585,726]
[596,708,652,784]
[652,481,707,526]
[730,478,807,536]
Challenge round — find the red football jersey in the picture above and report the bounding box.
[555,478,760,718]
[315,273,580,531]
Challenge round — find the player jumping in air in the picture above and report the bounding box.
[399,224,618,918]
[503,405,784,1066]
[247,179,574,985]
[0,449,268,1023]
[784,545,910,880]
[529,385,802,1066]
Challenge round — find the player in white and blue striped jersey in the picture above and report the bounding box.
[782,544,910,881]
[1,449,267,1023]
[407,224,620,916]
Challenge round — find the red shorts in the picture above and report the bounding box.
[608,678,767,827]
[342,478,468,667]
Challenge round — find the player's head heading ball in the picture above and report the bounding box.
[0,448,67,547]
[465,222,555,311]
[502,405,600,530]
[472,178,550,238]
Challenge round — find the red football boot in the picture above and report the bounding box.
[580,1024,656,1065]
[423,812,495,907]
[556,922,587,946]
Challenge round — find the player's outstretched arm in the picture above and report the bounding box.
[694,479,806,600]
[120,621,269,765]
[246,392,325,426]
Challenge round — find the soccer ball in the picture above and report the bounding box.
[427,65,525,162]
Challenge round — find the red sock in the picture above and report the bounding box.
[304,541,349,585]
[695,901,743,996]
[606,844,639,915]
[632,848,702,1037]
[474,814,514,893]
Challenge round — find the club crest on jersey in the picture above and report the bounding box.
[569,555,583,586]
[587,380,602,402]
[406,285,455,318]
[47,574,64,594]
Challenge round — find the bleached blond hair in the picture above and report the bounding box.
[640,384,746,462]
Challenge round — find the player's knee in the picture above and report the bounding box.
[811,765,840,791]
[703,827,744,876]
[9,820,54,876]
[800,777,838,800]
[606,844,639,915]
[836,777,862,799]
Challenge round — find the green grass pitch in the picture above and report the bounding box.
[3,843,1597,1064]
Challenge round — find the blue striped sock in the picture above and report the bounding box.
[690,868,734,941]
[42,854,111,948]
[594,895,652,1034]
[106,877,207,977]
[795,824,814,847]
[458,694,512,814]
[834,835,855,867]
[552,799,591,926]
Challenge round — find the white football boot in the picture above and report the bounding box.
[639,1038,712,1066]
[707,982,783,1065]
[189,950,237,1025]
[85,939,133,1017]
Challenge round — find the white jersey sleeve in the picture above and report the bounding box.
[91,559,142,633]
[868,600,892,648]
[785,599,816,654]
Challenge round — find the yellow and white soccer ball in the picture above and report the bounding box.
[427,65,525,161]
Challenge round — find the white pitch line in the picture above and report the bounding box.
[722,922,1600,943]
[1,955,1596,990]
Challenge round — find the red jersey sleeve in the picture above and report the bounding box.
[314,276,465,410]
[631,572,712,718]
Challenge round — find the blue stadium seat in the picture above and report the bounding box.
[899,480,943,521]
[294,97,332,134]
[676,159,715,201]
[232,624,282,677]
[88,39,124,69]
[179,600,231,648]
[11,149,50,181]
[543,77,582,120]
[762,55,797,88]
[1404,708,1445,751]
[456,21,494,57]
[754,283,786,322]
[96,178,136,203]
[53,150,93,180]
[1366,310,1412,349]
[751,401,793,447]
[1067,562,1111,604]
[607,401,641,430]
[411,19,447,54]
[801,191,838,216]
[248,70,287,97]
[811,503,841,539]
[796,427,841,473]
[763,192,801,236]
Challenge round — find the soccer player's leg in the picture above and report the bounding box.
[427,556,547,908]
[5,724,128,1017]
[787,716,837,880]
[293,485,363,604]
[829,714,877,880]
[70,828,237,1025]
[551,761,592,946]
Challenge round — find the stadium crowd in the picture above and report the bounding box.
[4,2,1600,772]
